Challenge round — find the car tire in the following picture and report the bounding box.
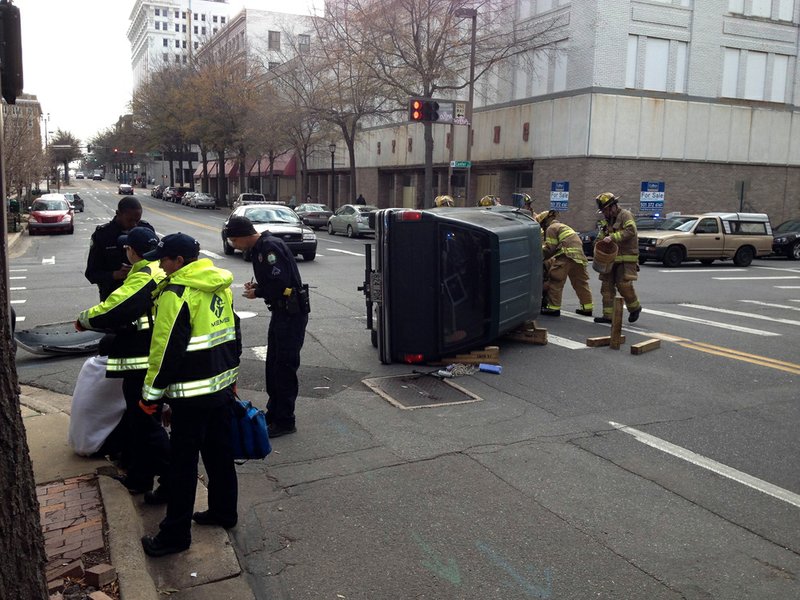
[302,252,316,261]
[222,238,235,255]
[662,246,683,268]
[790,241,800,260]
[733,245,754,267]
[68,227,74,235]
[699,259,714,265]
[347,225,356,239]
[371,329,378,348]
[28,228,35,236]
[327,222,335,235]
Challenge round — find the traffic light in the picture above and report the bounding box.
[408,97,440,123]
[128,149,134,155]
[86,144,92,153]
[113,147,118,154]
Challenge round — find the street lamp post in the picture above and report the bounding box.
[329,142,336,209]
[455,8,477,206]
[43,112,50,192]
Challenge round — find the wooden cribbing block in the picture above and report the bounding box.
[586,335,626,347]
[631,339,661,355]
[504,320,548,345]
[433,346,500,365]
[610,297,624,350]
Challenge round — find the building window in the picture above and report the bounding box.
[213,15,218,23]
[163,38,169,47]
[193,12,198,20]
[728,0,794,20]
[201,27,206,35]
[201,13,206,21]
[522,122,530,142]
[626,35,688,93]
[155,8,160,16]
[182,24,186,32]
[298,34,311,51]
[183,55,187,64]
[721,47,789,102]
[194,25,198,34]
[182,11,186,19]
[221,16,226,23]
[175,54,180,63]
[268,30,281,50]
[155,21,160,30]
[194,41,199,50]
[377,141,381,155]
[182,40,187,48]
[175,23,179,32]
[163,53,168,62]
[493,126,501,144]
[175,10,179,18]
[392,140,396,153]
[213,28,217,34]
[175,40,180,48]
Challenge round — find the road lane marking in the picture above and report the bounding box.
[753,266,800,274]
[713,276,800,280]
[680,303,800,326]
[776,286,800,289]
[327,248,364,257]
[200,249,223,260]
[609,421,800,509]
[10,286,26,290]
[10,276,26,280]
[15,316,25,322]
[10,299,26,304]
[740,300,800,312]
[657,269,746,273]
[10,269,27,272]
[548,335,587,350]
[641,308,779,336]
[42,256,55,265]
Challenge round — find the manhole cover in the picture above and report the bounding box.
[363,373,482,410]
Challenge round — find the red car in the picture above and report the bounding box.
[27,194,74,235]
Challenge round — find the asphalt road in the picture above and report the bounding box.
[10,180,800,599]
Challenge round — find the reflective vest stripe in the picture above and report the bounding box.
[142,383,166,401]
[557,226,576,243]
[136,316,151,330]
[614,254,639,263]
[185,327,237,352]
[107,356,149,371]
[165,367,239,399]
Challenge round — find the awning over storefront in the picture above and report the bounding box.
[193,161,218,179]
[247,153,297,177]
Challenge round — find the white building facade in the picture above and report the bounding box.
[323,0,800,228]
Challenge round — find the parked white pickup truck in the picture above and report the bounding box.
[638,212,773,267]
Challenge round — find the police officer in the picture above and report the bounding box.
[139,233,241,557]
[76,227,170,496]
[85,197,154,301]
[223,216,309,438]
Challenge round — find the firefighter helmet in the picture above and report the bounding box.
[478,195,500,207]
[535,210,558,228]
[595,192,620,210]
[434,195,454,207]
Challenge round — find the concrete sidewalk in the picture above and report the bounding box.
[21,384,255,600]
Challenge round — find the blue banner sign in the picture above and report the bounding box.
[640,181,665,213]
[550,181,569,211]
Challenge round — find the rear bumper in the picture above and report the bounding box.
[29,221,72,232]
[638,244,666,261]
[287,241,318,255]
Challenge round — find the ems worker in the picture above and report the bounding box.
[223,216,309,438]
[434,195,454,207]
[85,197,154,301]
[139,233,241,557]
[594,192,642,324]
[76,227,170,496]
[535,211,593,317]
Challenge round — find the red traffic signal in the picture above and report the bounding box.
[113,147,119,153]
[129,149,134,155]
[408,97,439,123]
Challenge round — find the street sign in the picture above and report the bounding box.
[450,161,471,169]
[422,99,470,125]
[550,181,569,211]
[640,181,665,213]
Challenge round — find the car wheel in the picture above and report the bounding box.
[68,227,74,235]
[302,252,316,261]
[327,222,335,235]
[790,241,800,260]
[638,256,646,265]
[28,228,35,236]
[222,237,235,255]
[699,259,714,265]
[733,245,754,267]
[662,246,683,268]
[347,225,356,239]
[371,329,378,348]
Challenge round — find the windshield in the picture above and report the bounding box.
[357,205,378,213]
[244,207,300,224]
[303,204,328,211]
[657,217,693,230]
[33,200,68,211]
[675,219,699,232]
[774,220,800,233]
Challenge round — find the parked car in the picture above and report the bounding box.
[92,170,103,180]
[118,183,134,195]
[771,219,800,260]
[233,193,267,208]
[327,204,378,237]
[173,186,193,203]
[151,185,165,198]
[294,203,333,229]
[75,172,85,179]
[180,191,196,206]
[581,214,695,257]
[188,192,217,209]
[27,194,74,235]
[222,204,317,261]
[162,186,177,201]
[63,192,84,213]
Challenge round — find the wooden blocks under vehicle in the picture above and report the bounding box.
[503,320,548,345]
[433,345,500,366]
[631,339,661,355]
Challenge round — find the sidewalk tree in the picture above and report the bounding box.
[324,0,563,207]
[49,129,81,185]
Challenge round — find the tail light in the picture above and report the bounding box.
[398,211,423,222]
[402,353,425,364]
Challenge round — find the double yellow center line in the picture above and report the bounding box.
[649,333,800,375]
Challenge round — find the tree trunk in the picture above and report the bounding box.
[187,144,194,191]
[216,152,227,207]
[0,108,50,600]
[201,148,209,194]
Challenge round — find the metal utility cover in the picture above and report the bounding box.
[363,373,482,410]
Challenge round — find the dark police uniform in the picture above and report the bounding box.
[85,218,154,301]
[251,231,309,432]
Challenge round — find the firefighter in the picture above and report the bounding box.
[434,195,454,207]
[85,197,154,301]
[76,227,170,496]
[139,233,242,557]
[594,192,642,323]
[518,193,534,215]
[535,211,593,317]
[478,195,501,207]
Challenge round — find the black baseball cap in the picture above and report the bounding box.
[223,216,258,238]
[143,232,200,260]
[118,227,159,257]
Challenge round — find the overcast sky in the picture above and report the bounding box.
[14,0,315,146]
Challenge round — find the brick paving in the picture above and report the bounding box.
[37,475,106,571]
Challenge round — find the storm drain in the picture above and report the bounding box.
[363,373,482,410]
